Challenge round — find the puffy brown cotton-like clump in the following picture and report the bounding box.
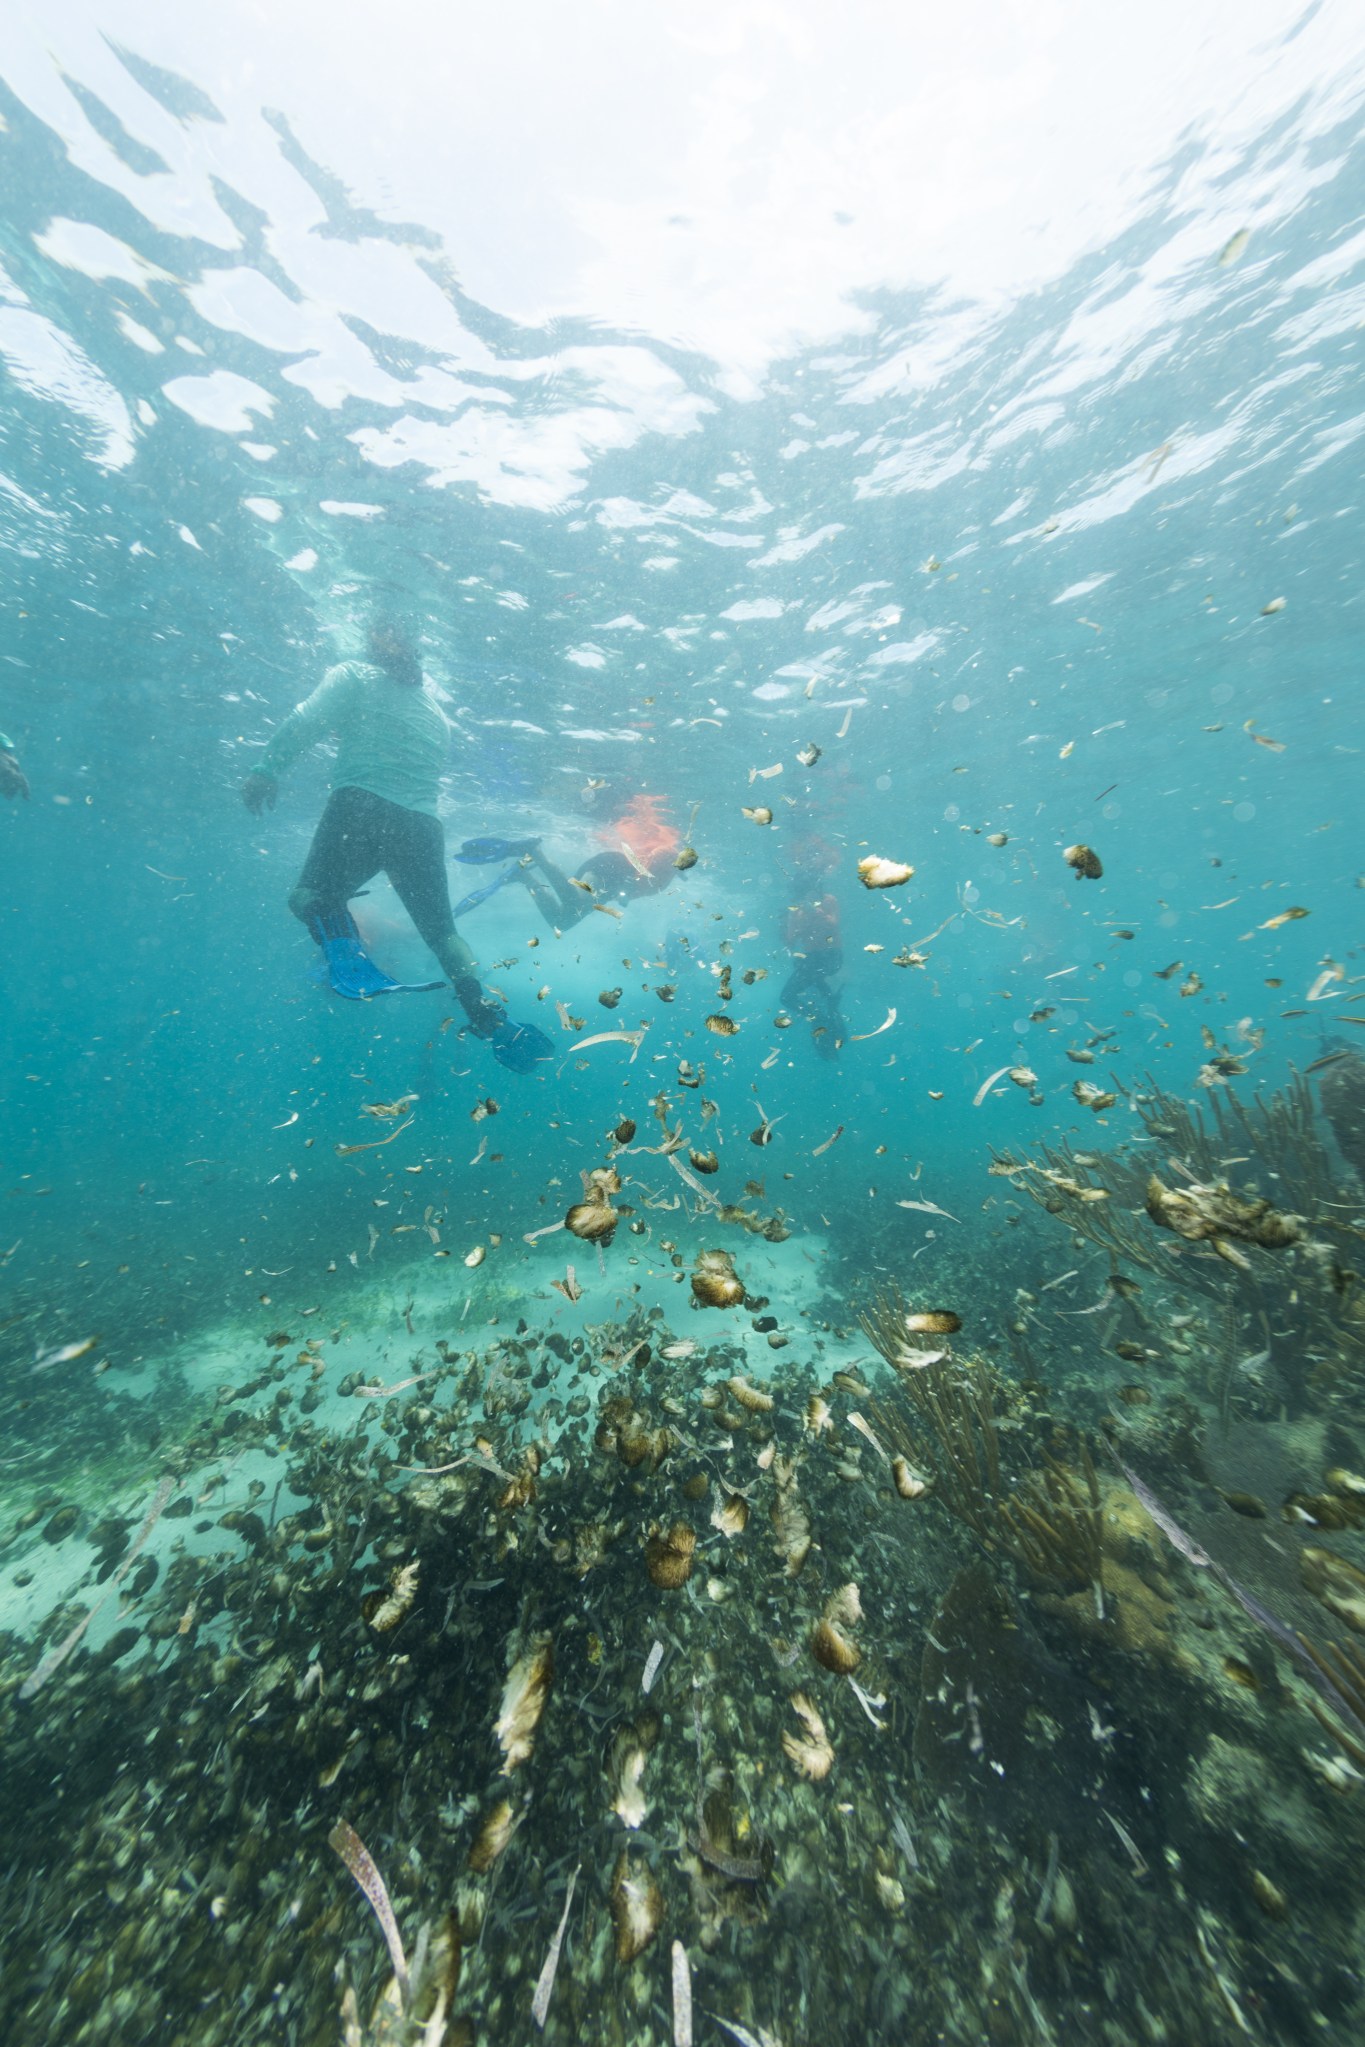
[363,1560,419,1633]
[566,1193,617,1243]
[782,1692,835,1781]
[467,1796,518,1872]
[494,1634,554,1773]
[692,1248,745,1308]
[1063,842,1103,879]
[904,1309,961,1336]
[612,1849,665,1962]
[858,855,914,889]
[645,1520,696,1589]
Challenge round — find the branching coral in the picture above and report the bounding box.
[863,1290,1104,1605]
[991,1069,1365,1402]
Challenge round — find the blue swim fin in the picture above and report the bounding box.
[307,911,443,1000]
[454,836,542,865]
[489,1016,555,1074]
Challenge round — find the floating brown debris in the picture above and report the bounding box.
[904,1309,961,1337]
[1073,1081,1117,1112]
[892,1456,930,1500]
[612,1849,665,1963]
[689,1148,719,1174]
[599,987,623,1009]
[608,1714,659,1829]
[986,831,1008,846]
[674,845,698,870]
[772,1455,813,1575]
[1009,1066,1037,1088]
[812,1583,863,1672]
[566,1199,617,1243]
[1301,1547,1365,1632]
[711,1490,750,1539]
[1063,843,1103,879]
[467,1796,519,1872]
[612,1117,637,1144]
[494,1633,554,1773]
[704,1013,739,1037]
[645,1520,696,1589]
[805,1395,833,1434]
[742,806,774,825]
[857,855,914,889]
[782,1693,835,1781]
[363,1560,420,1633]
[727,1374,773,1413]
[1144,1174,1302,1261]
[691,1247,745,1308]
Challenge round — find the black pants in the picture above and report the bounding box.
[290,786,456,952]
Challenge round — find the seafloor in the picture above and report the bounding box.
[3,1072,1365,2047]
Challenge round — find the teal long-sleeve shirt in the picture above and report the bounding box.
[252,662,450,817]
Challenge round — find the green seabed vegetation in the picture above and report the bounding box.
[2,1065,1365,2046]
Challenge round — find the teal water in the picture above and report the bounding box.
[3,8,1365,2044]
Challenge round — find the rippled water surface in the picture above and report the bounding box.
[2,7,1365,2044]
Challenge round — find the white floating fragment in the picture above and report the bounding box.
[672,1940,693,2047]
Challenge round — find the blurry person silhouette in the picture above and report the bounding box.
[0,729,28,801]
[240,614,551,1073]
[781,833,845,1059]
[457,790,681,931]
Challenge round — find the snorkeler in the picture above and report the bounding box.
[781,835,846,1058]
[241,616,552,1074]
[0,730,28,800]
[457,791,680,931]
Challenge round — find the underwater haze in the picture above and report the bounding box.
[3,3,1365,2042]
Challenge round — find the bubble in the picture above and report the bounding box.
[1211,682,1235,705]
[1102,801,1122,821]
[962,883,980,905]
[957,992,974,1009]
[1233,800,1256,822]
[1159,909,1179,928]
[1124,969,1142,988]
[1058,1009,1078,1027]
[952,693,972,712]
[1012,1018,1030,1036]
[943,803,960,821]
[1146,688,1168,708]
[875,773,892,792]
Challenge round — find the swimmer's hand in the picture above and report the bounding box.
[453,975,506,1039]
[242,771,278,816]
[0,751,29,801]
